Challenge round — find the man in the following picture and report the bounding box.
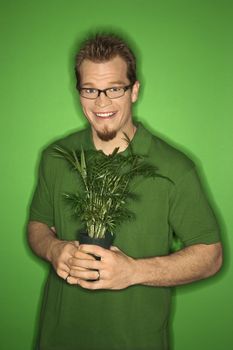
[28,34,222,350]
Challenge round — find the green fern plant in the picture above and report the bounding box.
[54,138,161,239]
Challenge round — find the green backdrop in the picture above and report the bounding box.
[1,0,232,349]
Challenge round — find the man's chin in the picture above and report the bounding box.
[96,128,117,142]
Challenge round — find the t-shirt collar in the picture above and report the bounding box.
[85,121,152,157]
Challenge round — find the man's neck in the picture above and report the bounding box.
[92,123,137,155]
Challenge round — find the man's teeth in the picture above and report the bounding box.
[96,112,115,118]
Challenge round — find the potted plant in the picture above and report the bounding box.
[54,136,161,249]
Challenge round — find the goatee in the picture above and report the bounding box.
[96,127,117,142]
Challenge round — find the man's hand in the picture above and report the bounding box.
[49,240,80,280]
[67,245,137,290]
[28,221,80,282]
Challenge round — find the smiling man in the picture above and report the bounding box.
[28,34,222,350]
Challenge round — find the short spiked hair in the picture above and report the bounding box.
[75,34,137,90]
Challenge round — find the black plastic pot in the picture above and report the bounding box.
[78,232,114,281]
[79,232,114,249]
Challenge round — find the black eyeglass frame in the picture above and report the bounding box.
[79,84,133,100]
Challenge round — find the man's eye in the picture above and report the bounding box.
[108,87,121,92]
[85,88,97,94]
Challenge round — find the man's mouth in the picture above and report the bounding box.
[94,111,117,119]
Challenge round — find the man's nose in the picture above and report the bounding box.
[95,91,112,107]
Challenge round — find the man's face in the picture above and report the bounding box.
[79,55,139,141]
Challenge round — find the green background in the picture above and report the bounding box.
[1,0,232,349]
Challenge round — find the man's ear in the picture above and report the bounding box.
[131,81,140,103]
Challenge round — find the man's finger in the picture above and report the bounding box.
[66,276,79,285]
[110,246,120,252]
[69,257,101,270]
[73,250,96,260]
[79,244,107,258]
[77,278,103,290]
[74,241,79,247]
[59,267,70,281]
[69,268,100,281]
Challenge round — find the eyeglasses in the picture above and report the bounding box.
[79,84,132,100]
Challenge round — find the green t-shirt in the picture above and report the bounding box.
[29,122,220,350]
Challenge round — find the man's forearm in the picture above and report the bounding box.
[28,221,60,262]
[132,243,222,287]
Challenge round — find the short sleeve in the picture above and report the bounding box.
[29,150,54,227]
[168,166,220,247]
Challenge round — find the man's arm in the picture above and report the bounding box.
[132,242,222,287]
[27,221,86,280]
[67,241,222,289]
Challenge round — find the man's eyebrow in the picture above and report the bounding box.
[81,81,128,87]
[80,83,96,88]
[107,81,128,85]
